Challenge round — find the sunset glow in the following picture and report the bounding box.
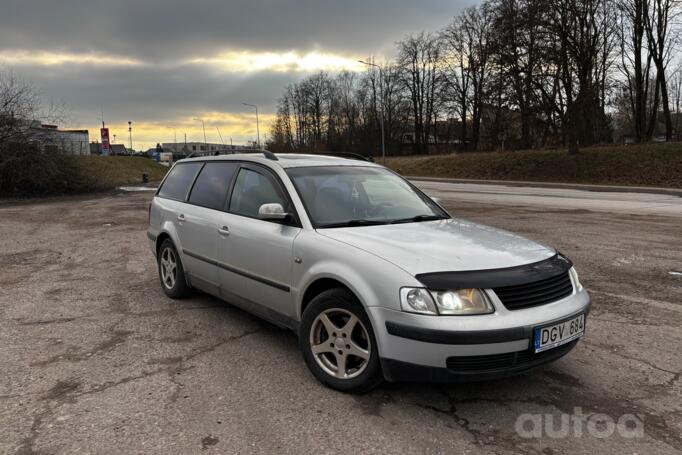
[0,49,142,66]
[186,50,365,73]
[87,111,277,151]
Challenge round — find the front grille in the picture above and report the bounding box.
[446,341,577,372]
[493,272,573,310]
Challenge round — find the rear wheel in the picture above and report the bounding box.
[300,288,382,393]
[157,239,191,299]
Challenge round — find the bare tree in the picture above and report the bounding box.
[490,0,544,149]
[0,70,42,144]
[267,0,672,155]
[397,32,443,153]
[441,13,472,148]
[644,0,680,140]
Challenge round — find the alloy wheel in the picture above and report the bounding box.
[160,247,177,289]
[309,308,371,379]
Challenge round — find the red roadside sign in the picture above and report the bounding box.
[101,128,112,155]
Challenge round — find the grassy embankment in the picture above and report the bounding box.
[69,156,169,189]
[0,150,169,197]
[385,143,682,188]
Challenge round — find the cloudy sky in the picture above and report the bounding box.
[1,0,474,149]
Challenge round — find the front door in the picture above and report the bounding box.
[217,165,301,324]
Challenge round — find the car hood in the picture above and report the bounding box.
[317,218,555,276]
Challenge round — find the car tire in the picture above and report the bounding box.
[300,288,383,393]
[157,238,191,299]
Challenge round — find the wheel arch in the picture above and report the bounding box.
[155,231,172,256]
[300,277,358,319]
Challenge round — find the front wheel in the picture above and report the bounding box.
[299,288,382,393]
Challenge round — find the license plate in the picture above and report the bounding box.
[534,314,585,353]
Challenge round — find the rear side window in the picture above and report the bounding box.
[229,168,287,218]
[158,163,202,201]
[188,162,238,210]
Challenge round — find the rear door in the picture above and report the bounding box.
[217,164,301,324]
[181,161,239,295]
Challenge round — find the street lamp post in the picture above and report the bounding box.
[194,118,207,149]
[358,60,385,163]
[128,121,133,151]
[242,103,260,149]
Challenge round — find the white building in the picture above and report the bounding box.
[33,123,90,155]
[162,142,225,154]
[161,142,254,155]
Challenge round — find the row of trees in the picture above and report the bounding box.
[268,0,682,155]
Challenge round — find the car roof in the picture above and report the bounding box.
[177,153,380,169]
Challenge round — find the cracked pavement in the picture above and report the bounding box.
[0,188,680,454]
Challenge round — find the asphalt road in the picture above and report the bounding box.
[1,183,680,454]
[413,179,682,217]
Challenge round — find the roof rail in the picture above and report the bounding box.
[185,149,278,161]
[319,152,374,162]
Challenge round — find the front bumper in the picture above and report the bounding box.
[381,339,580,382]
[368,289,591,382]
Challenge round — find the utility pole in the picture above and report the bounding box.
[216,127,225,146]
[358,59,385,163]
[242,103,260,149]
[194,118,207,149]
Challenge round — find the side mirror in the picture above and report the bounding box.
[258,203,288,221]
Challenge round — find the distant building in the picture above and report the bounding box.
[162,142,225,155]
[161,142,256,157]
[89,142,129,155]
[111,144,129,155]
[31,123,90,155]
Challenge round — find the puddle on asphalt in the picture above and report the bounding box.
[117,186,157,192]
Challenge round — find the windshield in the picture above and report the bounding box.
[286,166,448,228]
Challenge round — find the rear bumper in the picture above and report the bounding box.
[381,339,579,383]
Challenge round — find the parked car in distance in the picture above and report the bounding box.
[147,152,590,392]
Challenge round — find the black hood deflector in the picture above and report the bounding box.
[416,253,572,290]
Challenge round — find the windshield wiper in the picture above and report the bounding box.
[390,214,446,224]
[318,219,389,228]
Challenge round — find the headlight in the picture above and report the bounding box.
[569,267,584,291]
[400,287,493,315]
[400,288,437,314]
[432,289,494,315]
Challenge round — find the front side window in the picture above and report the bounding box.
[188,162,238,210]
[286,166,447,228]
[229,168,288,219]
[157,162,202,201]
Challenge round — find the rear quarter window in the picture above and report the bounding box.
[157,162,202,201]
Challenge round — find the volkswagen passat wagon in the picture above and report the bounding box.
[147,152,590,392]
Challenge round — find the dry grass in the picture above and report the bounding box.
[68,156,169,190]
[385,143,682,188]
[0,146,169,197]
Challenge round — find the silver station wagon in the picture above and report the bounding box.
[147,151,590,392]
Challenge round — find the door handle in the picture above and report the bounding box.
[218,226,230,236]
[177,214,185,222]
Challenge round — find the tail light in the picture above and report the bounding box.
[148,202,152,226]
